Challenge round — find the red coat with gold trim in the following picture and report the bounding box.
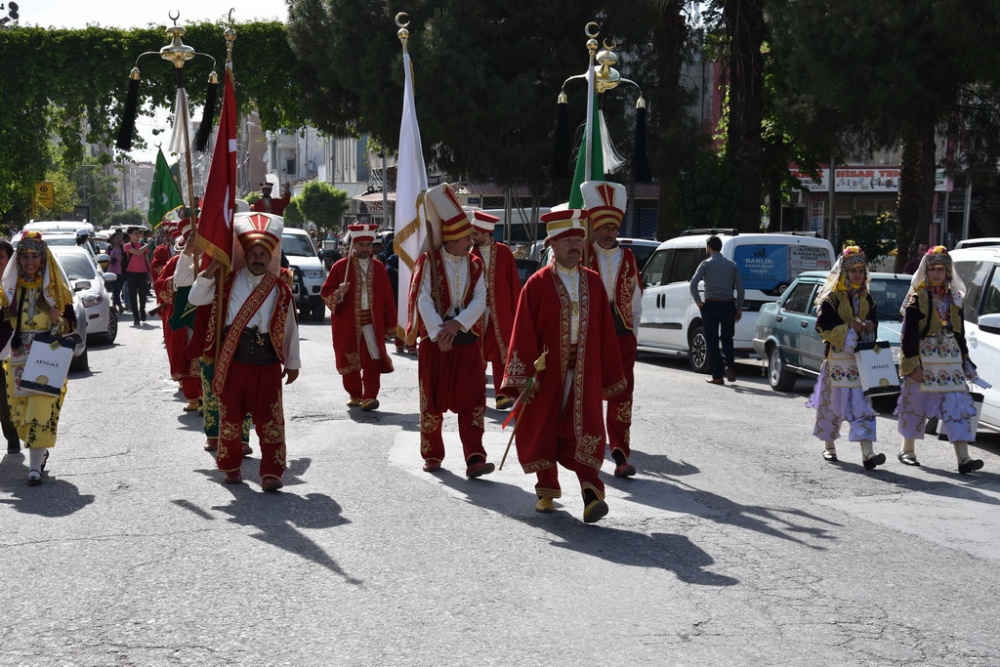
[500,264,626,474]
[587,245,642,332]
[472,240,521,362]
[405,249,485,342]
[321,256,396,375]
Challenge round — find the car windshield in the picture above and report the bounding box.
[282,234,316,257]
[868,277,912,322]
[52,251,97,281]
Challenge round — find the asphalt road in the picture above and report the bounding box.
[1,315,998,666]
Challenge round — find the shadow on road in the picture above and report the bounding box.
[177,456,363,586]
[0,452,95,516]
[434,469,739,587]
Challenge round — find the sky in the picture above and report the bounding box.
[15,1,289,162]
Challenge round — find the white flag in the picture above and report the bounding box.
[168,87,192,155]
[393,50,429,343]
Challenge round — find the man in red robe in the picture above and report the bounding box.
[250,182,291,216]
[153,220,202,411]
[582,181,643,478]
[406,183,493,478]
[501,209,625,524]
[321,223,396,411]
[470,211,521,410]
[189,212,300,492]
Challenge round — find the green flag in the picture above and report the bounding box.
[567,90,604,209]
[148,147,184,227]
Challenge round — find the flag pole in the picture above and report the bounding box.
[582,24,599,268]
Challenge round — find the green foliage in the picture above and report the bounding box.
[0,22,307,224]
[673,152,741,230]
[295,181,348,231]
[844,211,897,267]
[282,198,305,226]
[107,208,147,229]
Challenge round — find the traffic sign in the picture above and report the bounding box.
[36,181,54,207]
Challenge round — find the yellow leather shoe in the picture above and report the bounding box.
[583,499,609,524]
[346,397,362,407]
[361,399,380,411]
[495,395,513,411]
[535,496,555,513]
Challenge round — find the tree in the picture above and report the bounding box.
[0,23,309,225]
[767,0,1000,269]
[282,198,305,226]
[108,208,146,229]
[295,181,349,232]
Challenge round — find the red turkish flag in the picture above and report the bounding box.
[196,67,236,270]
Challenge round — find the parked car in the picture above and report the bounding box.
[36,254,90,372]
[951,246,1000,433]
[282,226,328,321]
[954,237,1000,250]
[752,271,910,391]
[637,230,835,372]
[49,245,118,346]
[534,237,658,274]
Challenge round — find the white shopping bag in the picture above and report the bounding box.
[855,340,899,397]
[19,333,75,397]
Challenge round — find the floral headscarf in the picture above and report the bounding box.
[814,245,869,308]
[0,230,74,314]
[899,245,966,315]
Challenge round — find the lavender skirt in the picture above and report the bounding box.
[895,378,976,442]
[807,361,877,442]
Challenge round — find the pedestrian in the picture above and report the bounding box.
[250,181,291,216]
[0,239,21,453]
[153,219,202,412]
[124,225,153,325]
[582,180,643,478]
[188,213,300,491]
[150,220,176,287]
[895,246,984,473]
[321,223,396,411]
[0,231,77,485]
[500,209,626,523]
[106,230,126,313]
[690,235,745,384]
[406,183,493,478]
[806,246,886,469]
[902,242,930,275]
[470,210,521,411]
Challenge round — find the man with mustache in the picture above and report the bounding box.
[405,183,493,478]
[500,209,625,523]
[582,181,643,478]
[321,223,396,412]
[189,213,300,492]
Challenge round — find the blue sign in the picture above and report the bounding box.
[733,245,790,291]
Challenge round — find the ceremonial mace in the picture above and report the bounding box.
[499,348,548,471]
[553,23,651,250]
[115,11,221,237]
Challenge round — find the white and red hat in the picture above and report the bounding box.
[347,223,378,243]
[469,210,500,233]
[235,212,283,255]
[425,183,472,248]
[580,180,626,231]
[541,209,590,241]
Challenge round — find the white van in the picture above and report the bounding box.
[638,230,834,372]
[950,246,1000,433]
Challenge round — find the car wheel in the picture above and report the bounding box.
[69,347,89,373]
[768,346,797,391]
[95,309,118,345]
[312,304,326,322]
[689,326,709,373]
[299,305,311,320]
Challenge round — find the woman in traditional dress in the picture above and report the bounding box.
[895,246,983,473]
[806,246,887,469]
[0,231,76,485]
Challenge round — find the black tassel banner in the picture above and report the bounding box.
[194,72,218,152]
[632,102,651,183]
[115,68,141,151]
[551,97,570,179]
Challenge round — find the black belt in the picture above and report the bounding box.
[227,325,280,365]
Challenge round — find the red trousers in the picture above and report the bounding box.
[180,375,202,401]
[217,360,287,481]
[486,357,506,399]
[535,381,605,501]
[606,333,637,459]
[418,339,486,465]
[342,342,381,400]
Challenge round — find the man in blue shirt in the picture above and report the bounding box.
[690,236,745,384]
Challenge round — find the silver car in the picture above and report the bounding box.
[49,245,118,346]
